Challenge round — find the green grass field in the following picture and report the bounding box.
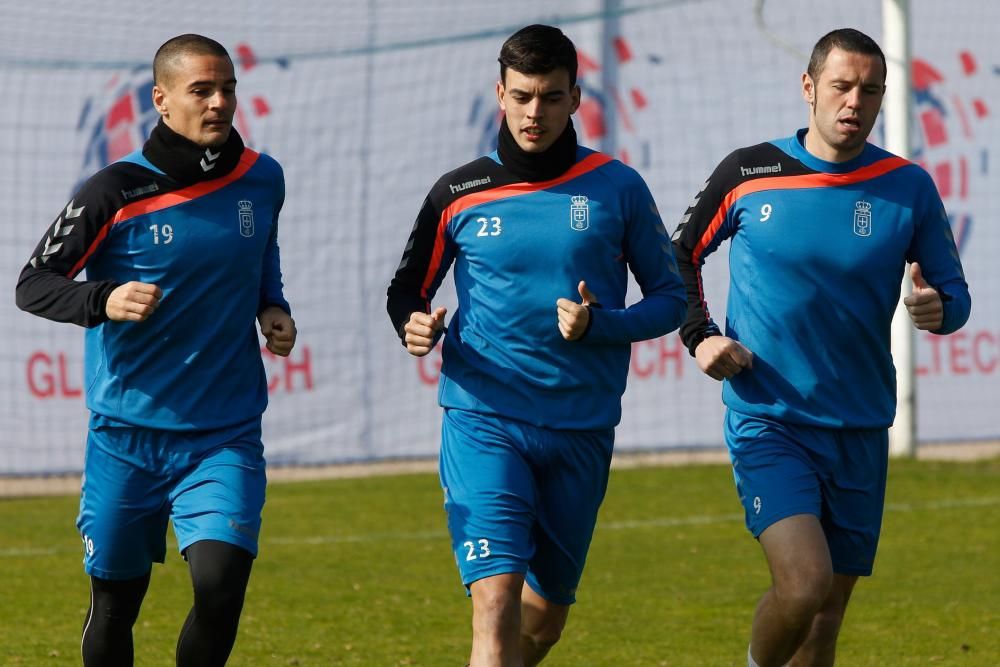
[3,457,998,666]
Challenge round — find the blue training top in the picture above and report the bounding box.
[672,129,971,429]
[17,138,289,431]
[388,146,687,430]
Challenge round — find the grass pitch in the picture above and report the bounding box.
[2,457,998,665]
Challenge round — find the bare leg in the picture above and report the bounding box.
[469,573,524,667]
[786,574,857,667]
[519,583,570,666]
[748,514,834,667]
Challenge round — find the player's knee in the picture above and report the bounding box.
[90,575,148,628]
[522,617,566,651]
[187,541,253,624]
[91,596,142,627]
[475,588,518,616]
[773,574,832,622]
[809,607,847,645]
[472,588,520,634]
[522,631,562,653]
[191,573,247,624]
[190,568,248,625]
[774,556,832,603]
[522,600,569,647]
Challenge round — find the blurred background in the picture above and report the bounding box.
[2,0,996,477]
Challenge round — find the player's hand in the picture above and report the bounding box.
[694,335,753,381]
[259,306,297,357]
[556,280,598,341]
[903,262,943,331]
[404,307,447,356]
[105,281,162,322]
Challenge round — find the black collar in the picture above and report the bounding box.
[143,119,245,185]
[496,118,578,182]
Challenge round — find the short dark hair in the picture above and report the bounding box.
[498,24,578,87]
[153,34,231,86]
[807,28,886,83]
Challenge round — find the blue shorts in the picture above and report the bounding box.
[440,409,614,605]
[724,409,889,576]
[77,418,266,580]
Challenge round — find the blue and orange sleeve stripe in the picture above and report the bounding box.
[68,149,260,278]
[690,155,911,266]
[419,153,614,299]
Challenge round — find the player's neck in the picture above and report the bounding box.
[144,119,245,185]
[497,118,577,182]
[802,128,865,163]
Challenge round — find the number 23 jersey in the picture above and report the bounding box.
[388,146,686,430]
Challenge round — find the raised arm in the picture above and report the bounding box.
[903,173,971,335]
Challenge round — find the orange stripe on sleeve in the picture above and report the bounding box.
[444,152,613,220]
[68,149,260,277]
[691,155,910,266]
[419,152,615,300]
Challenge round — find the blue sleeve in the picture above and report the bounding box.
[585,174,687,344]
[906,172,970,334]
[259,166,290,315]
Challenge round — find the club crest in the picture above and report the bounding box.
[570,195,590,231]
[238,200,255,237]
[853,200,872,237]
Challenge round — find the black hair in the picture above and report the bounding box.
[807,28,886,83]
[498,24,578,87]
[154,34,231,86]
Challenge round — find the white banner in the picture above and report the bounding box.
[2,0,996,473]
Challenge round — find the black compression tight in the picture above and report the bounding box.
[80,540,253,667]
[175,540,254,667]
[82,571,151,666]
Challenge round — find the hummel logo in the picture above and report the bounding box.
[65,199,85,219]
[449,176,491,194]
[228,519,257,536]
[52,217,73,239]
[672,179,709,241]
[200,147,221,172]
[740,163,782,177]
[29,238,60,267]
[29,200,86,267]
[121,183,160,200]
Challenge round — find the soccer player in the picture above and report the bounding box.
[671,29,970,667]
[15,34,295,666]
[387,24,686,667]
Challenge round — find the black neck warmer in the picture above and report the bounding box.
[496,117,578,182]
[143,119,245,185]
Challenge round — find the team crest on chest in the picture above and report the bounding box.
[238,200,255,237]
[853,200,872,237]
[570,195,589,231]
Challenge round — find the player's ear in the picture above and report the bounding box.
[496,79,507,112]
[570,84,581,114]
[152,85,168,116]
[801,72,815,106]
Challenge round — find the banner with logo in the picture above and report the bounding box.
[1,0,996,474]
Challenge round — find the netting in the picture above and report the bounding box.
[1,0,996,477]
